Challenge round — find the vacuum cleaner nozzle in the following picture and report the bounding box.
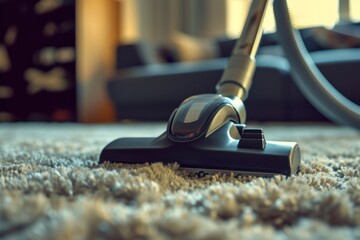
[100,94,301,177]
[99,122,301,177]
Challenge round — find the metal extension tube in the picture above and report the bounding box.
[216,0,270,101]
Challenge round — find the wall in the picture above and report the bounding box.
[0,0,77,122]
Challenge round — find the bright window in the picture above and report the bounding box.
[226,0,358,37]
[350,0,360,21]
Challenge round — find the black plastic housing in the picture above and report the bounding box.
[100,122,301,177]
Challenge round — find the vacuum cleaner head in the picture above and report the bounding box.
[100,94,301,177]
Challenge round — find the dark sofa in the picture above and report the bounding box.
[107,24,360,122]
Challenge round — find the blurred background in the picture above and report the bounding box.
[0,0,359,123]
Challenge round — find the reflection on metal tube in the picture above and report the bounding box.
[217,0,270,101]
[232,0,270,58]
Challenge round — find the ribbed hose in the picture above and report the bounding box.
[273,0,360,129]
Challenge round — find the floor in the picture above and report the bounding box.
[0,123,359,239]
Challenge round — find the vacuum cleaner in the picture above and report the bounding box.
[99,0,360,177]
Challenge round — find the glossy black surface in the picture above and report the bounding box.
[168,94,239,142]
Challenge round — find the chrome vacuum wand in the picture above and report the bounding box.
[99,0,301,177]
[217,0,268,101]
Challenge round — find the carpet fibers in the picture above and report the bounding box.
[0,123,359,240]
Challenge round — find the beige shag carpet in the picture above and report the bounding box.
[0,123,359,240]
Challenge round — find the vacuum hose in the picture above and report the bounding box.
[273,0,360,129]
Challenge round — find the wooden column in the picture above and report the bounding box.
[76,0,120,122]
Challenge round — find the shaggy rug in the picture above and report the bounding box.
[0,123,359,240]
